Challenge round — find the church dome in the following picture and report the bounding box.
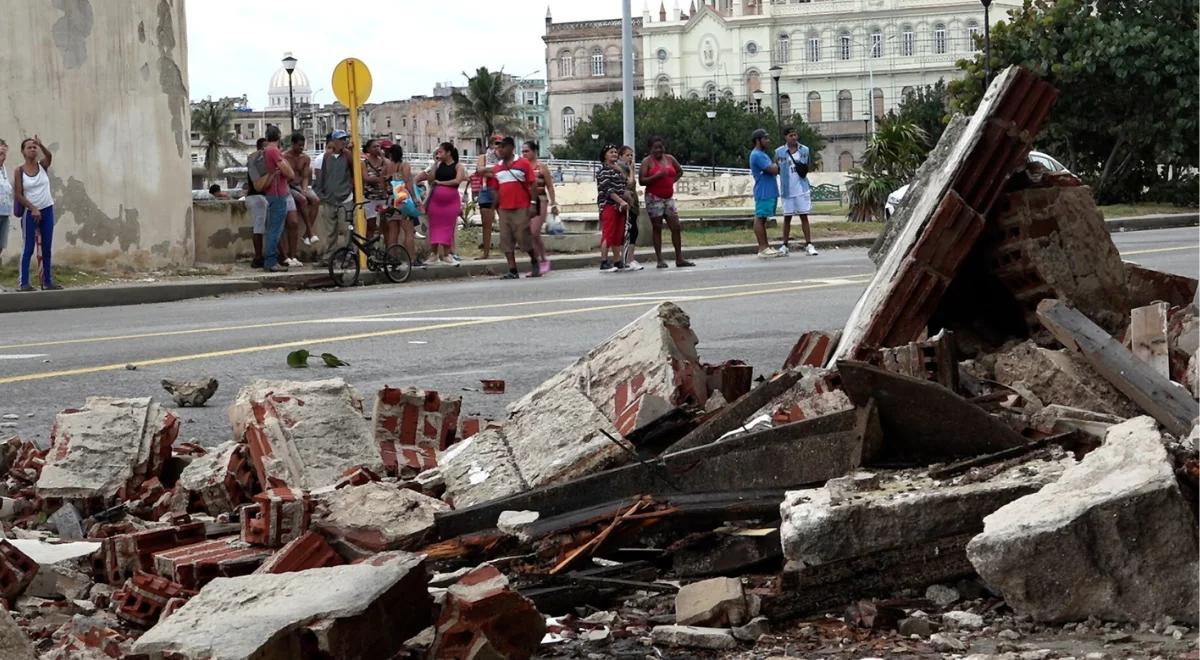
[267,52,313,109]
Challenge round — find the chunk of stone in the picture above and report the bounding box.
[161,378,219,407]
[650,625,738,650]
[732,616,769,642]
[0,607,37,660]
[48,504,84,541]
[993,341,1139,417]
[430,563,545,660]
[229,379,384,490]
[827,471,882,503]
[781,456,1072,567]
[1029,404,1126,440]
[496,510,540,541]
[898,617,934,637]
[943,610,984,629]
[675,577,748,627]
[930,632,967,652]
[312,481,448,552]
[176,441,255,515]
[442,303,708,507]
[37,397,178,503]
[926,584,961,607]
[967,416,1199,624]
[133,551,432,659]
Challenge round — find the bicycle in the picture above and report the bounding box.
[328,201,412,286]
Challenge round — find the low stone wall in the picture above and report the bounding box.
[193,200,254,264]
[555,172,848,211]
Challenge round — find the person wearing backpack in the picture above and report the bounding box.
[260,126,295,272]
[244,138,268,267]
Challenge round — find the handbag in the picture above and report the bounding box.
[546,212,565,235]
[391,178,422,219]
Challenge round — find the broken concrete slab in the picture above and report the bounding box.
[759,366,854,426]
[439,428,530,509]
[664,369,805,455]
[993,340,1141,418]
[37,397,178,504]
[312,481,448,552]
[176,440,255,516]
[1029,405,1126,440]
[230,379,384,490]
[430,563,545,660]
[8,539,99,600]
[133,551,432,659]
[48,504,85,541]
[1124,262,1199,309]
[0,607,37,660]
[1038,299,1198,436]
[989,186,1130,338]
[675,577,748,627]
[967,417,1199,624]
[650,625,738,650]
[161,378,219,407]
[496,510,540,541]
[372,386,461,477]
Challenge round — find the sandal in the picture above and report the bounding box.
[501,271,520,280]
[656,261,669,269]
[676,260,696,267]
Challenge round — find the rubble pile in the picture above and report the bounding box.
[0,65,1196,659]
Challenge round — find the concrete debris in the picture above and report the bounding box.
[761,366,853,425]
[161,378,219,407]
[675,576,748,627]
[230,378,384,490]
[968,417,1199,624]
[943,610,985,629]
[176,440,255,515]
[37,397,178,505]
[134,551,432,659]
[1029,404,1126,440]
[372,386,461,477]
[430,563,545,660]
[732,615,769,642]
[312,481,448,552]
[993,340,1140,417]
[0,607,37,660]
[47,504,84,541]
[650,624,738,650]
[11,538,99,600]
[0,538,40,599]
[496,509,540,540]
[1124,262,1198,309]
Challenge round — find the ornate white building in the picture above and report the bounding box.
[267,52,313,110]
[640,0,1019,169]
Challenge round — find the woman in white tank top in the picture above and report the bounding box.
[11,136,60,291]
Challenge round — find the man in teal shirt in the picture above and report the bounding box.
[749,128,784,258]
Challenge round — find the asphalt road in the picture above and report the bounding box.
[1,227,1195,447]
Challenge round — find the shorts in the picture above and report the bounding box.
[364,198,387,220]
[285,194,296,213]
[600,204,625,247]
[782,191,812,215]
[245,195,268,234]
[478,186,497,210]
[498,208,531,253]
[0,214,8,251]
[644,192,677,219]
[754,197,778,219]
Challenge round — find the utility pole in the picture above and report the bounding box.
[621,0,635,149]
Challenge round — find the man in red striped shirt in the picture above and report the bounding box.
[486,136,539,279]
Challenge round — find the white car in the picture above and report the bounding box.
[884,151,1071,221]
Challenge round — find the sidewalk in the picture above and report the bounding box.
[0,213,1193,314]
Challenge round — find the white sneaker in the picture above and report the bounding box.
[758,247,783,259]
[627,260,645,271]
[805,243,819,256]
[287,257,303,267]
[777,244,791,256]
[301,236,311,246]
[308,235,320,244]
[416,232,427,240]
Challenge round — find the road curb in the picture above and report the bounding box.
[1105,213,1197,232]
[0,280,262,314]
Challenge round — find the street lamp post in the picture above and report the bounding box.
[752,89,764,115]
[282,54,298,134]
[705,110,717,177]
[981,0,993,93]
[768,65,783,137]
[591,133,600,176]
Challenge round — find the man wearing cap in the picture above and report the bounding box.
[749,128,784,258]
[312,129,356,264]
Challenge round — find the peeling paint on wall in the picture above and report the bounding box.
[156,0,188,158]
[51,0,95,69]
[138,20,146,42]
[150,240,171,257]
[52,174,142,251]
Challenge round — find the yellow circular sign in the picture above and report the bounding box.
[331,58,372,107]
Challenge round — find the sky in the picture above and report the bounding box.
[186,0,625,108]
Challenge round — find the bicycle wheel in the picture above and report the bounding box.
[328,247,360,287]
[382,244,413,284]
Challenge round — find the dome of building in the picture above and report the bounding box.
[267,52,313,109]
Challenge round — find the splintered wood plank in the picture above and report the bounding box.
[1130,303,1171,378]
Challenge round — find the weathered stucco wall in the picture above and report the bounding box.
[193,200,253,264]
[0,0,193,269]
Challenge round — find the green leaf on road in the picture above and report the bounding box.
[287,349,310,368]
[320,353,349,368]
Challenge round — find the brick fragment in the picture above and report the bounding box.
[256,531,344,574]
[153,537,271,589]
[113,571,194,627]
[239,488,314,547]
[92,522,206,585]
[0,539,39,600]
[372,386,462,477]
[431,563,545,660]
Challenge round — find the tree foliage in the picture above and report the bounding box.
[846,117,928,222]
[191,99,240,184]
[948,0,1198,204]
[890,80,950,150]
[451,67,522,146]
[551,96,824,168]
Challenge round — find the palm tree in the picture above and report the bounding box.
[191,99,240,185]
[451,67,522,148]
[846,117,928,222]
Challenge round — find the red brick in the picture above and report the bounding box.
[372,387,463,477]
[460,417,482,440]
[93,522,207,585]
[114,571,194,627]
[0,539,39,600]
[431,564,545,660]
[256,531,344,574]
[240,488,314,547]
[783,330,840,370]
[705,360,754,402]
[153,537,271,589]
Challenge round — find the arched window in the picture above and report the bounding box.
[934,23,947,54]
[839,32,852,60]
[839,151,855,171]
[779,93,792,118]
[807,35,821,62]
[562,107,576,135]
[872,88,884,119]
[706,83,718,104]
[966,21,981,50]
[901,85,915,98]
[777,33,791,63]
[558,51,574,78]
[687,91,701,101]
[837,89,853,121]
[656,76,672,97]
[807,91,822,123]
[591,48,606,76]
[901,25,915,56]
[870,30,883,58]
[745,70,761,98]
[723,89,734,101]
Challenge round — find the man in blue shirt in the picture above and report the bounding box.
[749,128,784,259]
[774,126,818,256]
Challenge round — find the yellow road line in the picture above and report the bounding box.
[0,279,854,385]
[0,273,874,351]
[1121,245,1199,256]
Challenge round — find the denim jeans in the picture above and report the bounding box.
[20,206,55,287]
[264,195,288,267]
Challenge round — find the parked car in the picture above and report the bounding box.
[884,151,1071,221]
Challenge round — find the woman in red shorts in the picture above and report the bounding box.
[596,145,629,272]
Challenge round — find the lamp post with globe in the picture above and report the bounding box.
[282,53,298,134]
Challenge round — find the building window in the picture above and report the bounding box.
[839,33,852,60]
[657,76,672,97]
[870,31,883,58]
[779,93,791,118]
[745,70,761,98]
[837,89,853,121]
[558,52,574,78]
[807,91,821,122]
[807,37,820,62]
[386,118,391,129]
[746,41,758,55]
[777,33,790,63]
[967,22,981,50]
[902,28,914,56]
[706,83,718,105]
[562,107,576,135]
[934,24,947,54]
[656,48,668,62]
[591,48,606,76]
[872,88,884,119]
[901,85,914,98]
[839,151,854,171]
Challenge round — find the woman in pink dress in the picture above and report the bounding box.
[422,142,466,266]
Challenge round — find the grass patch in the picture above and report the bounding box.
[0,264,116,289]
[1098,203,1198,219]
[679,221,882,247]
